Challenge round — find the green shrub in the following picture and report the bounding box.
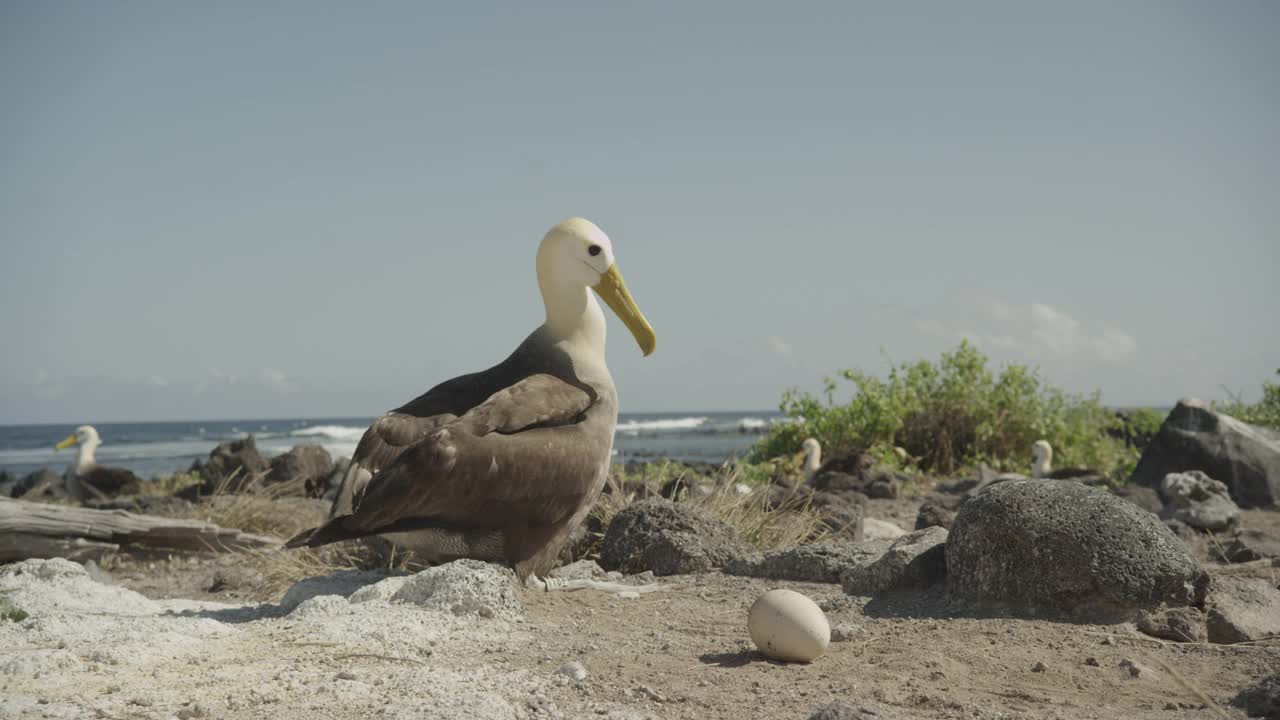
[749,341,1134,477]
[1217,369,1280,430]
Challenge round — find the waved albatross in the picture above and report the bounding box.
[54,425,143,502]
[1030,440,1106,484]
[287,218,656,592]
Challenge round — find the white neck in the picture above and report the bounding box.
[803,443,821,483]
[1031,453,1050,479]
[539,273,607,363]
[73,441,98,474]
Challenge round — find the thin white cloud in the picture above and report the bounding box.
[765,335,793,359]
[916,298,1137,364]
[259,367,295,393]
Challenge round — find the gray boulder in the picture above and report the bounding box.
[1159,470,1239,532]
[187,436,269,494]
[841,527,948,595]
[725,540,893,584]
[946,480,1208,617]
[1232,674,1280,720]
[599,499,747,575]
[1216,528,1280,563]
[915,493,962,530]
[812,468,903,499]
[1131,398,1280,508]
[1135,606,1207,643]
[1113,484,1163,514]
[267,445,334,496]
[1206,576,1280,644]
[10,468,66,499]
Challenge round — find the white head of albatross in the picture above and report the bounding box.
[54,425,102,474]
[801,438,822,484]
[537,217,656,359]
[1031,440,1053,479]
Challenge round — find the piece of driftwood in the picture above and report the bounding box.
[0,497,281,563]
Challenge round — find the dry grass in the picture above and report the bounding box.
[136,472,202,498]
[589,463,834,554]
[147,469,409,597]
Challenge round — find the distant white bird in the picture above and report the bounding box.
[53,425,142,502]
[801,437,822,485]
[1030,440,1106,483]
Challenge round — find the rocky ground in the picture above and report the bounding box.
[4,398,1280,720]
[2,495,1277,720]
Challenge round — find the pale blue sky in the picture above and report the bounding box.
[1,1,1277,424]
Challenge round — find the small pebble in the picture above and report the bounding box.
[830,623,859,642]
[617,591,640,600]
[1119,658,1155,679]
[557,661,588,682]
[176,704,208,719]
[1084,657,1100,667]
[336,670,358,681]
[1031,661,1047,673]
[639,685,665,702]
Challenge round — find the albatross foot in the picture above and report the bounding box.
[525,575,666,596]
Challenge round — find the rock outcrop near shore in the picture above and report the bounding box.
[1131,398,1280,508]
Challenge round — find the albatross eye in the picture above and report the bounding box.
[587,244,602,257]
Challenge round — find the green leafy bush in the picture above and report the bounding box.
[749,341,1134,477]
[1217,369,1280,430]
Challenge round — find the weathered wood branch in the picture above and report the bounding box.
[0,497,281,563]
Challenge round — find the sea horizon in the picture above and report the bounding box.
[0,410,790,480]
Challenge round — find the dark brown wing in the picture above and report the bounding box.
[288,373,601,548]
[81,466,141,495]
[326,368,516,518]
[350,370,499,476]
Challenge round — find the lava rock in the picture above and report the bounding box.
[10,468,67,500]
[599,499,748,575]
[1135,606,1207,643]
[946,480,1208,617]
[1215,529,1280,563]
[841,527,947,595]
[812,467,904,500]
[1232,674,1280,720]
[1160,470,1240,532]
[1113,484,1162,515]
[725,540,893,584]
[187,436,269,495]
[1205,576,1280,644]
[915,494,961,530]
[267,445,334,496]
[1131,398,1280,509]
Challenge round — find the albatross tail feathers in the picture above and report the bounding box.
[283,517,361,549]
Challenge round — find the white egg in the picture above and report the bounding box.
[748,588,831,663]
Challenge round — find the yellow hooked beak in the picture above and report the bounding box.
[54,434,79,451]
[592,263,657,357]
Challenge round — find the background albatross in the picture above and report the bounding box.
[53,425,142,502]
[287,218,656,592]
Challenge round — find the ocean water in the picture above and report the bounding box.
[0,411,785,479]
